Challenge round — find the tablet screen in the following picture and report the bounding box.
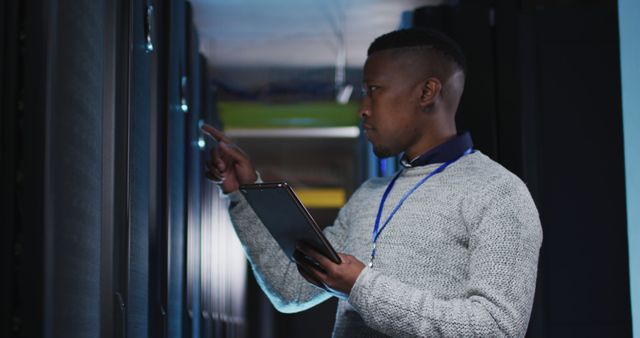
[239,182,341,264]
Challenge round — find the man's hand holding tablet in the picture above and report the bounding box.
[294,243,364,299]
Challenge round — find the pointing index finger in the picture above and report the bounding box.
[201,123,232,143]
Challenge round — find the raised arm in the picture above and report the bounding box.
[202,123,351,312]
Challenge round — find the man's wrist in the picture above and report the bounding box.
[228,170,261,208]
[347,265,373,312]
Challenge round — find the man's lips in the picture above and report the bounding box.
[362,125,375,140]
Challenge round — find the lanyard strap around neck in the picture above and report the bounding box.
[371,148,473,245]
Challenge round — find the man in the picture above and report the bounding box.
[203,28,542,337]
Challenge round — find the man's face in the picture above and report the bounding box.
[360,51,425,158]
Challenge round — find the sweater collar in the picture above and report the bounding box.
[400,132,474,168]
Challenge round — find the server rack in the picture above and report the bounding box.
[185,3,202,337]
[2,0,239,337]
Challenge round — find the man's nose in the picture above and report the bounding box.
[359,97,371,118]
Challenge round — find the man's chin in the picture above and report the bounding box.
[372,146,397,159]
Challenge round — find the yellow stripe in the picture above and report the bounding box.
[295,188,346,208]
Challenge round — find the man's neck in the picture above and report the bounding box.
[405,131,457,160]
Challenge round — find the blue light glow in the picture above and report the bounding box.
[619,0,640,336]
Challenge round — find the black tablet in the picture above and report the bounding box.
[239,182,342,264]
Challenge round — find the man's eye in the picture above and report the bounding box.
[362,86,379,96]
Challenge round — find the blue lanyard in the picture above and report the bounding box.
[369,148,473,267]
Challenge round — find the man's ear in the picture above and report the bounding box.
[419,77,442,109]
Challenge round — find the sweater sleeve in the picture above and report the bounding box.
[228,191,352,313]
[346,178,543,337]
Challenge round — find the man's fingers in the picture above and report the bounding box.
[212,157,226,172]
[209,146,229,172]
[205,167,224,181]
[202,124,256,187]
[294,249,328,275]
[297,243,333,269]
[219,142,249,163]
[205,171,224,183]
[205,160,224,176]
[201,123,232,143]
[205,160,214,171]
[201,124,251,163]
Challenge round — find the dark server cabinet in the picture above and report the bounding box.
[149,0,170,336]
[1,0,17,333]
[185,2,203,337]
[165,0,188,336]
[1,0,175,336]
[2,0,225,336]
[127,0,159,336]
[4,0,129,336]
[522,7,631,338]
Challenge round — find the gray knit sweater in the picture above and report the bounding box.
[229,151,542,337]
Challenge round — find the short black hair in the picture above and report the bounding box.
[367,28,466,73]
